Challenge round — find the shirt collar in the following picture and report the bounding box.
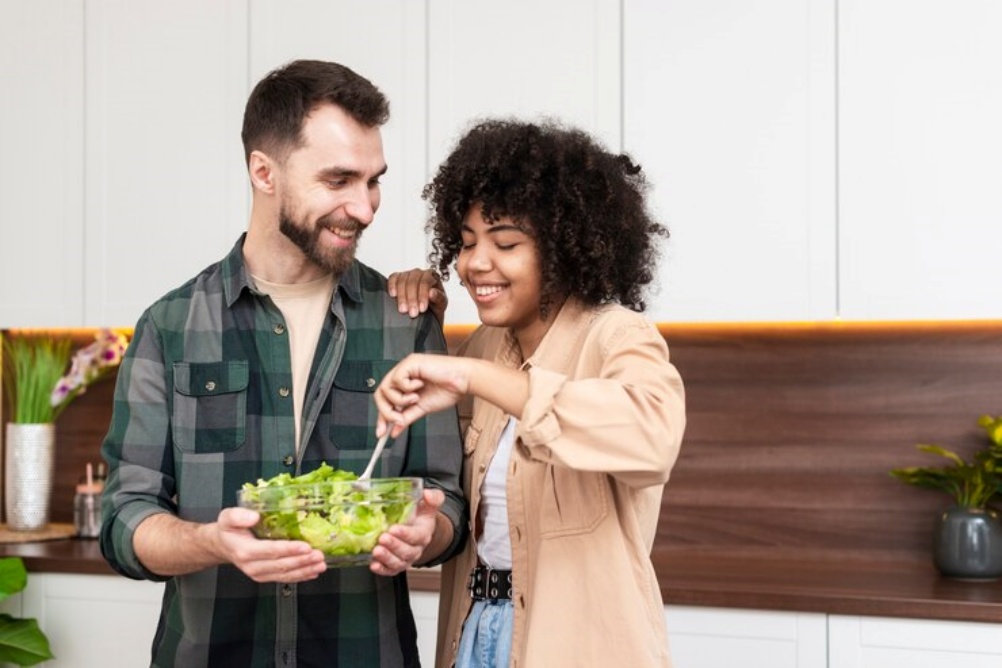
[221,234,364,308]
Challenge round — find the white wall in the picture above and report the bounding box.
[2,0,999,327]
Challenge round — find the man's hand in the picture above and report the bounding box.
[133,508,328,581]
[213,507,328,583]
[387,268,448,323]
[369,488,446,576]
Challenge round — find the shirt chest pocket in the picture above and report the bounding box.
[538,465,609,538]
[330,360,396,451]
[172,361,249,453]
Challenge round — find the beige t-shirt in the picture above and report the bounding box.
[252,273,336,452]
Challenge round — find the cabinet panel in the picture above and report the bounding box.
[20,573,163,668]
[0,1,85,327]
[625,0,837,323]
[666,605,827,668]
[83,0,249,328]
[411,590,439,668]
[838,0,1002,319]
[249,0,429,278]
[829,615,1002,668]
[428,0,622,326]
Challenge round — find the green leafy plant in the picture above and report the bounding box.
[0,557,53,666]
[891,414,1002,509]
[2,330,128,424]
[1,336,71,424]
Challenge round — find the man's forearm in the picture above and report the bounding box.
[134,512,225,577]
[417,511,456,567]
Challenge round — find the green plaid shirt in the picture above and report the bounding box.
[100,236,466,668]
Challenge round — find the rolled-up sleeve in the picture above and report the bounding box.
[517,319,685,488]
[99,311,175,581]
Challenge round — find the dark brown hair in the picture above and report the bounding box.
[241,59,389,164]
[423,118,669,313]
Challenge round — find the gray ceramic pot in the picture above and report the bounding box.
[933,506,1002,580]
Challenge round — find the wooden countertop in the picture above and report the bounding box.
[12,538,999,624]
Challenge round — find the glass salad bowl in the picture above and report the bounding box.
[238,464,423,567]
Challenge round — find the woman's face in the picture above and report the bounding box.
[456,206,549,350]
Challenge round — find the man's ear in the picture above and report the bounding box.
[248,150,277,194]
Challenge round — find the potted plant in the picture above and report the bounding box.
[1,330,129,530]
[0,557,53,665]
[891,414,1002,579]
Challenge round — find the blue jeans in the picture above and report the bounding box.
[455,599,514,668]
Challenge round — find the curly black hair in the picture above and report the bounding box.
[423,118,669,314]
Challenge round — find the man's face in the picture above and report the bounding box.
[275,104,386,274]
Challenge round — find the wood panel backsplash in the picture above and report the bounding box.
[4,322,1001,560]
[650,322,1002,559]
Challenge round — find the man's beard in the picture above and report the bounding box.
[279,209,364,276]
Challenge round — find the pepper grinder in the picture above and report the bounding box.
[74,463,103,538]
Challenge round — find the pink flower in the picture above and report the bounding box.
[50,329,130,416]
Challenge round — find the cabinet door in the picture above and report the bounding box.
[427,0,622,326]
[838,0,1002,319]
[0,1,85,327]
[411,590,439,668]
[625,0,837,323]
[829,615,1002,668]
[20,573,163,668]
[666,605,828,668]
[248,0,429,279]
[83,0,249,328]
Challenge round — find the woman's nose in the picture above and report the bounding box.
[466,244,492,271]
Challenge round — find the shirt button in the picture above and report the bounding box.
[282,585,292,597]
[366,377,376,388]
[283,455,294,466]
[204,381,216,392]
[273,323,286,335]
[279,387,290,398]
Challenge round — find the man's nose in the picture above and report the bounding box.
[344,185,376,226]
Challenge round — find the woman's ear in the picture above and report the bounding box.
[248,150,276,194]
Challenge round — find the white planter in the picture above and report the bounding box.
[5,422,56,530]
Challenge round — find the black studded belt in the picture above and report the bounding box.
[469,565,513,601]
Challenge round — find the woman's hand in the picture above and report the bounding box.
[387,268,448,323]
[374,353,471,437]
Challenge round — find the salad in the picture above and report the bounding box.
[238,463,422,563]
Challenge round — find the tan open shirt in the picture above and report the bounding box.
[436,299,686,668]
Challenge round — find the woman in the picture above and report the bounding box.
[375,119,685,668]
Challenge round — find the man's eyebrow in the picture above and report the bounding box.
[317,165,388,180]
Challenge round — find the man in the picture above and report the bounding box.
[100,60,466,668]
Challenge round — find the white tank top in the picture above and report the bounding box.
[477,417,516,569]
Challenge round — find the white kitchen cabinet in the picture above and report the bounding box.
[248,0,430,281]
[624,0,838,323]
[837,1,1002,320]
[411,590,440,668]
[82,0,250,329]
[0,1,85,327]
[427,0,622,326]
[665,605,828,668]
[4,2,1002,327]
[829,615,1002,668]
[1,572,163,668]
